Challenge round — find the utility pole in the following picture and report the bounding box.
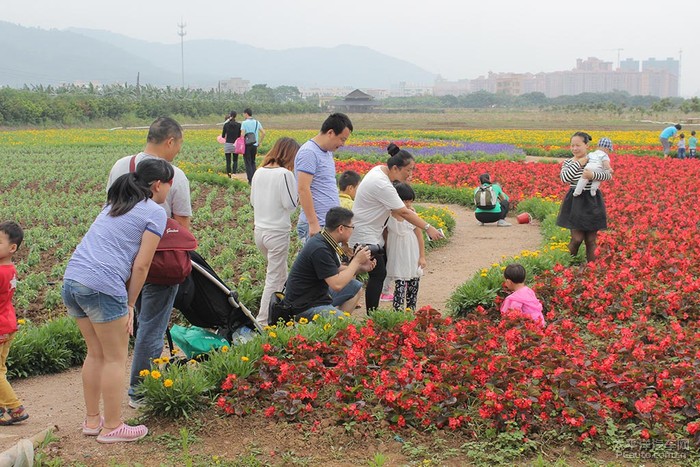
[177,21,186,89]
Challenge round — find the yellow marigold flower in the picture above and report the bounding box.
[164,379,173,388]
[221,345,229,353]
[17,319,26,325]
[286,321,294,327]
[269,331,277,338]
[151,370,162,379]
[188,359,197,365]
[323,323,332,331]
[312,314,320,321]
[338,316,345,320]
[241,356,249,362]
[328,310,337,315]
[299,317,309,325]
[343,312,351,317]
[480,273,488,277]
[139,369,151,377]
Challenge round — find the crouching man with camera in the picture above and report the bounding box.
[277,207,375,322]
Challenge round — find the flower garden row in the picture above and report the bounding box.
[1,128,698,459]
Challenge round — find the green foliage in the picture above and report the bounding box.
[368,309,414,329]
[7,317,85,379]
[413,183,473,206]
[461,423,537,465]
[138,362,212,419]
[515,197,560,221]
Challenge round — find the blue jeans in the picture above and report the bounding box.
[62,279,128,323]
[330,279,362,307]
[296,219,309,245]
[128,282,178,399]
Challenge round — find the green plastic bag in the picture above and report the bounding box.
[169,324,230,359]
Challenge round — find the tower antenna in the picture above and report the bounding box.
[177,20,186,88]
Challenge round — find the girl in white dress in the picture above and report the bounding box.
[385,182,426,311]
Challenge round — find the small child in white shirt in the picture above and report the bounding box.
[574,137,614,197]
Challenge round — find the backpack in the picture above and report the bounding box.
[474,184,497,209]
[244,121,259,145]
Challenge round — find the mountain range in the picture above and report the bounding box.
[0,21,436,89]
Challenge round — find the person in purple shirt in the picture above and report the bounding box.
[295,113,353,243]
[500,264,545,327]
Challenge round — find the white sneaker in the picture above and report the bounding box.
[128,398,145,410]
[478,221,485,226]
[497,219,512,227]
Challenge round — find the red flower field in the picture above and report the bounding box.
[220,154,700,450]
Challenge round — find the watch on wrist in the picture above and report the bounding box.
[423,223,431,231]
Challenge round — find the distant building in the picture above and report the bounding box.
[434,56,679,98]
[218,77,250,94]
[329,89,380,112]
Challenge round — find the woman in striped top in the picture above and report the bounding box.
[556,132,613,263]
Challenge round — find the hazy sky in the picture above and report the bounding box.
[4,0,698,96]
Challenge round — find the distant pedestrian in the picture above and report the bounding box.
[0,221,29,426]
[689,131,697,159]
[677,133,686,159]
[659,124,681,158]
[221,111,242,177]
[240,108,266,184]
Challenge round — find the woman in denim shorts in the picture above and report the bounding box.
[62,158,173,444]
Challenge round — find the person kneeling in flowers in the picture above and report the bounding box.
[276,207,374,323]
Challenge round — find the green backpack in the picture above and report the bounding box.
[169,324,230,359]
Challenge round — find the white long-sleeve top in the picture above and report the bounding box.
[250,167,298,231]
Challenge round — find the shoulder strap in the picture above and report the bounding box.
[283,172,294,205]
[129,155,137,173]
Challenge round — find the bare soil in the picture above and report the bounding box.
[1,205,548,465]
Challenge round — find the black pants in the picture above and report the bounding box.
[475,200,509,223]
[393,278,419,311]
[366,254,387,311]
[225,153,239,174]
[244,145,258,184]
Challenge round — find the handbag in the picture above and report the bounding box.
[128,156,198,285]
[146,218,197,285]
[268,289,295,325]
[244,121,259,145]
[234,136,245,154]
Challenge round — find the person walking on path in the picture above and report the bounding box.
[556,131,612,263]
[295,113,353,243]
[659,124,681,158]
[250,137,299,325]
[106,117,192,408]
[240,108,265,184]
[63,158,174,443]
[221,111,242,177]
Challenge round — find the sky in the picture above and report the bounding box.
[3,0,698,96]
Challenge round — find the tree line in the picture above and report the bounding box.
[2,84,699,126]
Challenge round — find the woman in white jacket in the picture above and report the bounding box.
[250,137,300,324]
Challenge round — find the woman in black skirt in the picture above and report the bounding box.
[556,132,613,262]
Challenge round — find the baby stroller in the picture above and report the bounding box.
[168,251,263,355]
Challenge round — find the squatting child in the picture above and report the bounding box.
[0,221,29,426]
[573,137,614,197]
[338,170,361,210]
[501,263,545,327]
[385,182,426,311]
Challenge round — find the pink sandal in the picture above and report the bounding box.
[82,416,104,436]
[96,423,148,444]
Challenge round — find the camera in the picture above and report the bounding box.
[353,243,383,258]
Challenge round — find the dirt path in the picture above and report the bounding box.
[0,205,543,459]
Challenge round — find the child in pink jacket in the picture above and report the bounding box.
[500,263,545,327]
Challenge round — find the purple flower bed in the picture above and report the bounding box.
[337,141,524,158]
